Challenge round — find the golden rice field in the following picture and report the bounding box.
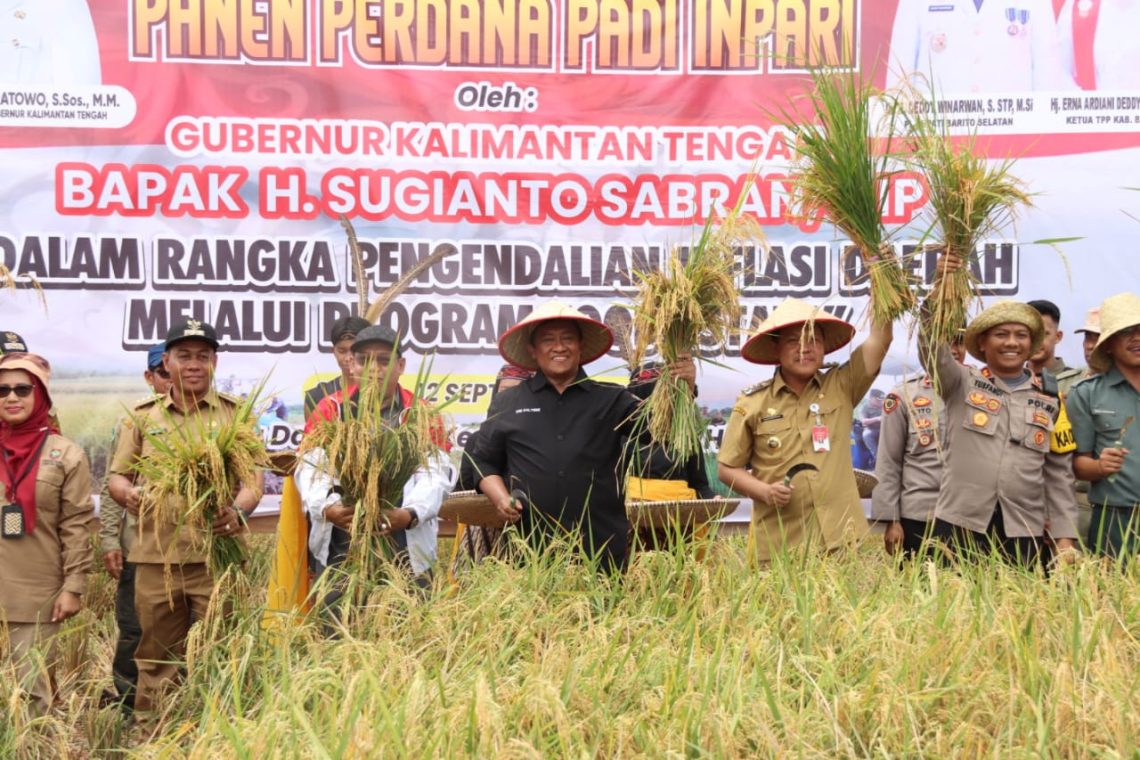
[4,533,1140,758]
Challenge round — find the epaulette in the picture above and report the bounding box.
[217,391,243,405]
[1039,371,1060,398]
[131,394,162,410]
[1055,366,1082,379]
[1071,372,1098,390]
[742,379,773,396]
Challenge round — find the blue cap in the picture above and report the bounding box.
[146,343,166,370]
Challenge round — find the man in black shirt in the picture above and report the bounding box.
[304,315,371,419]
[471,301,694,571]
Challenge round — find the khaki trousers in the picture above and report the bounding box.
[133,562,213,714]
[7,620,61,716]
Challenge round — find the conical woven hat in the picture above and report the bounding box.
[497,301,614,370]
[741,299,855,365]
[1090,292,1140,373]
[963,301,1044,363]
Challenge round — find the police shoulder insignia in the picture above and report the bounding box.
[218,391,243,405]
[883,394,900,414]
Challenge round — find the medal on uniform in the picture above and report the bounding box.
[1006,7,1020,35]
[809,402,830,452]
[1019,9,1030,37]
[918,433,933,447]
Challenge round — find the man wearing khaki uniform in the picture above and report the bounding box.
[107,321,263,716]
[921,295,1079,565]
[718,299,893,561]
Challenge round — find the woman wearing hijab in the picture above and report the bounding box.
[0,353,94,715]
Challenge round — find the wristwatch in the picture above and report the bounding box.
[405,508,420,529]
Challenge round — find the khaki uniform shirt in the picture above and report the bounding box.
[923,343,1078,538]
[871,376,946,523]
[719,346,874,560]
[109,390,246,565]
[98,396,160,557]
[0,435,94,622]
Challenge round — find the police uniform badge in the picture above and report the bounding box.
[973,411,989,427]
[913,396,932,408]
[884,394,900,414]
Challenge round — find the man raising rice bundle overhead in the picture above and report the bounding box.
[1066,293,1140,561]
[468,301,695,573]
[919,255,1078,566]
[716,298,893,562]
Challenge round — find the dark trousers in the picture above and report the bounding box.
[1088,505,1140,562]
[931,507,1041,569]
[112,561,141,709]
[315,526,427,635]
[898,518,933,558]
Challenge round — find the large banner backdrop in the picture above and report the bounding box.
[2,0,1138,503]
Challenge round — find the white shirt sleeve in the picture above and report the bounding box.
[293,446,342,568]
[402,451,458,576]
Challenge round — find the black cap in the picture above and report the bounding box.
[0,331,28,355]
[165,319,219,350]
[352,325,402,355]
[330,316,371,344]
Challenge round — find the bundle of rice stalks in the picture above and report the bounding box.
[782,69,915,324]
[299,359,448,581]
[906,114,1032,351]
[131,380,271,578]
[627,205,758,461]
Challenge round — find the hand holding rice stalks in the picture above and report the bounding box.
[300,360,448,581]
[782,69,915,324]
[131,381,271,579]
[628,207,758,461]
[906,114,1032,351]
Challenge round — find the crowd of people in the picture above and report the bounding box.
[2,254,1139,726]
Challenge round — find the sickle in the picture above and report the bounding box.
[783,462,820,487]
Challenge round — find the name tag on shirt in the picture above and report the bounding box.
[928,4,955,10]
[812,424,830,452]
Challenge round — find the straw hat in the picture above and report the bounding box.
[741,298,855,365]
[1089,293,1140,373]
[962,301,1044,363]
[1074,307,1101,336]
[497,301,614,370]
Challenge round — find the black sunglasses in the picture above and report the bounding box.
[0,384,34,399]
